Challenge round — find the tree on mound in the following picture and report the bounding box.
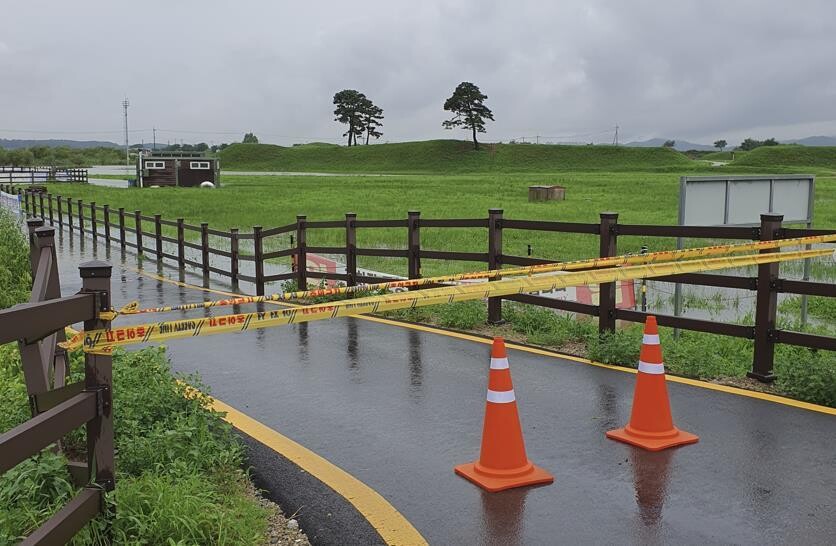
[362,102,384,145]
[242,132,259,144]
[333,90,384,146]
[442,82,494,150]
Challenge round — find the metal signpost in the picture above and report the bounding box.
[675,175,815,332]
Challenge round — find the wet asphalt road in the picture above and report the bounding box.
[51,229,836,545]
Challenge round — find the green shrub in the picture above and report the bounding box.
[0,208,30,309]
[0,347,267,544]
[502,303,594,347]
[0,344,30,433]
[104,472,267,545]
[775,345,836,406]
[663,331,754,379]
[586,327,643,365]
[0,452,77,543]
[434,300,487,329]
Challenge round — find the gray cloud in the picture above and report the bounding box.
[2,0,835,146]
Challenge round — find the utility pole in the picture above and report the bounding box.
[612,124,619,146]
[122,98,130,167]
[153,127,156,150]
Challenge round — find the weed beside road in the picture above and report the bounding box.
[382,300,836,407]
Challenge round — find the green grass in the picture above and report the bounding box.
[384,301,836,407]
[45,170,836,277]
[734,145,836,169]
[0,345,269,544]
[0,209,31,309]
[701,150,747,161]
[219,140,695,173]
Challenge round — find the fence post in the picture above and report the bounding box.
[253,226,265,295]
[76,199,84,234]
[79,260,115,494]
[296,215,307,290]
[487,208,504,324]
[407,210,421,281]
[134,210,143,254]
[39,192,45,218]
[24,190,30,217]
[90,202,98,243]
[118,208,126,250]
[103,205,111,244]
[749,213,783,382]
[155,214,163,258]
[177,219,185,268]
[47,193,54,225]
[26,218,45,279]
[345,213,357,287]
[230,228,239,283]
[598,212,619,335]
[18,220,49,399]
[67,197,74,233]
[201,223,210,277]
[57,195,63,228]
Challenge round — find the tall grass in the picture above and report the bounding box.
[0,344,269,543]
[0,208,30,309]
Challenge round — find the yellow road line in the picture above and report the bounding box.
[126,265,836,417]
[209,395,428,546]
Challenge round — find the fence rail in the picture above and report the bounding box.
[0,217,114,544]
[0,166,88,184]
[4,182,834,382]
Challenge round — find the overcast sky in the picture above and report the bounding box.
[2,0,836,146]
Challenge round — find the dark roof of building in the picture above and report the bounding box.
[145,151,217,159]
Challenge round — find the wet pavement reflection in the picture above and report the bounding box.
[43,223,836,545]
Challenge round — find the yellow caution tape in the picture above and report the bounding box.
[62,248,832,354]
[117,233,836,316]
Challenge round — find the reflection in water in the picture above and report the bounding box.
[252,302,267,350]
[297,323,309,364]
[596,384,620,432]
[407,330,424,401]
[631,448,674,527]
[346,319,362,383]
[747,428,778,526]
[479,488,528,546]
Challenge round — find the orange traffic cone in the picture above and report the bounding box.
[454,337,554,492]
[606,316,699,451]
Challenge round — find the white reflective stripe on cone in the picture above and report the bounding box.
[490,357,509,370]
[486,389,516,403]
[638,361,665,375]
[643,334,660,345]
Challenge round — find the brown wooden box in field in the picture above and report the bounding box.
[528,185,565,201]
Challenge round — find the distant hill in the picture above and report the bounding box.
[0,138,120,149]
[733,145,836,169]
[219,139,693,173]
[625,138,715,151]
[784,136,836,146]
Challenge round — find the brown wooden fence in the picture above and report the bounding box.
[5,183,834,383]
[0,218,114,544]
